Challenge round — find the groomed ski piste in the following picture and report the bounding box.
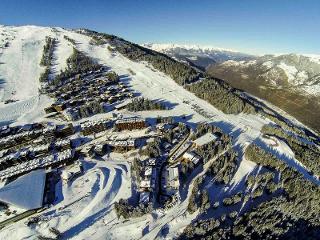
[0,25,318,239]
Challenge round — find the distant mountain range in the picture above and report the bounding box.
[0,26,320,239]
[208,54,320,96]
[206,54,320,131]
[142,43,254,70]
[143,43,320,96]
[143,43,320,131]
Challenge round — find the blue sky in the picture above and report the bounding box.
[0,0,319,54]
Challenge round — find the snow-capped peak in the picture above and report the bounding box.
[142,43,240,53]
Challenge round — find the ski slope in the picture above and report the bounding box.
[0,26,73,125]
[0,159,131,240]
[0,25,318,240]
[0,25,269,137]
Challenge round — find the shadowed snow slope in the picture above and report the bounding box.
[0,169,45,210]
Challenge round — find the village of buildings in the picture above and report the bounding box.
[0,67,226,230]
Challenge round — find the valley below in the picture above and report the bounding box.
[0,26,319,240]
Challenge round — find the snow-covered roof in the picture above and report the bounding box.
[0,169,46,210]
[168,167,179,181]
[107,139,135,147]
[146,158,156,166]
[31,143,50,152]
[182,151,201,165]
[193,133,218,147]
[0,150,74,179]
[115,117,145,124]
[80,118,110,128]
[55,139,70,147]
[144,166,153,176]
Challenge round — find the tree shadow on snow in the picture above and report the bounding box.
[211,120,235,134]
[61,206,113,239]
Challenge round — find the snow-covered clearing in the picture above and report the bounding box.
[230,157,257,186]
[259,136,320,186]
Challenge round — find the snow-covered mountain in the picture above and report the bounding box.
[142,43,254,70]
[208,54,320,96]
[0,25,319,240]
[142,44,320,96]
[206,54,320,132]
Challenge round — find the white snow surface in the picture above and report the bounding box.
[231,158,257,186]
[0,25,317,240]
[0,169,46,210]
[0,26,72,124]
[0,25,270,239]
[302,84,320,96]
[142,43,240,53]
[303,54,320,64]
[222,59,256,67]
[262,60,274,69]
[278,62,298,83]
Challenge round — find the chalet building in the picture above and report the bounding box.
[139,177,156,192]
[182,151,202,165]
[44,106,57,114]
[56,124,74,138]
[31,143,52,157]
[108,96,116,103]
[0,125,11,137]
[114,102,128,111]
[143,166,156,179]
[91,144,108,156]
[0,129,43,150]
[75,73,81,80]
[80,119,111,136]
[106,139,136,152]
[65,108,80,121]
[55,139,71,150]
[0,149,11,160]
[156,123,174,133]
[94,144,107,156]
[43,125,56,142]
[52,103,66,112]
[165,166,180,195]
[0,149,76,181]
[0,154,19,170]
[115,117,147,131]
[193,132,218,149]
[61,162,83,183]
[19,149,31,161]
[145,158,157,166]
[139,166,157,193]
[69,99,85,107]
[28,122,45,131]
